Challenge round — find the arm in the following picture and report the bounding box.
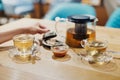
[0,28,26,44]
[0,23,49,44]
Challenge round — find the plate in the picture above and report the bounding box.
[8,44,41,64]
[42,38,64,49]
[77,50,113,64]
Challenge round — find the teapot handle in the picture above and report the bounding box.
[81,39,88,48]
[54,17,67,42]
[55,17,67,33]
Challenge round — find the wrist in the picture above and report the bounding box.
[20,27,30,34]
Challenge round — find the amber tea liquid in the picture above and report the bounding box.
[66,28,96,48]
[13,34,34,52]
[85,41,107,57]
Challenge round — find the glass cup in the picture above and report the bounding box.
[12,34,35,63]
[81,39,112,64]
[85,40,107,57]
[51,44,69,57]
[13,34,34,53]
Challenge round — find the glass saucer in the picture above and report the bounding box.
[8,45,41,64]
[77,51,113,65]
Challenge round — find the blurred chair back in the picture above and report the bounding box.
[1,0,34,17]
[0,0,3,11]
[44,3,96,20]
[106,8,120,28]
[50,0,81,9]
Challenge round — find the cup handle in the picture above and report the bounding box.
[32,38,41,56]
[55,17,67,42]
[31,39,41,64]
[81,39,87,48]
[55,17,67,33]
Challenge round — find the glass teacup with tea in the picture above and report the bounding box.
[81,39,112,64]
[10,34,40,63]
[13,34,34,53]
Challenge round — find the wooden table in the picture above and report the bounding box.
[0,18,120,80]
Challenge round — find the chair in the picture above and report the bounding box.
[1,0,34,18]
[0,0,3,11]
[44,3,96,20]
[0,0,7,25]
[105,8,120,28]
[50,0,81,9]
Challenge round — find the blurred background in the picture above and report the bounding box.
[0,0,120,28]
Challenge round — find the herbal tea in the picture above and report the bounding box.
[66,28,96,48]
[85,40,107,57]
[13,34,34,52]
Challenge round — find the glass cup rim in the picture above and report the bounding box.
[13,34,34,41]
[86,40,108,47]
[51,43,69,51]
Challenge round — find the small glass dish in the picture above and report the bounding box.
[51,44,69,58]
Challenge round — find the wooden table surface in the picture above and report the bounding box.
[0,18,120,80]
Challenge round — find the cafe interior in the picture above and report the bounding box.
[0,0,120,80]
[0,0,119,28]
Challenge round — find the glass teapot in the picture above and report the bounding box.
[55,15,98,48]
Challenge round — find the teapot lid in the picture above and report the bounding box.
[68,15,90,23]
[84,14,96,22]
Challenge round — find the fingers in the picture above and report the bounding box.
[38,28,50,34]
[39,24,47,29]
[35,22,47,29]
[34,22,50,34]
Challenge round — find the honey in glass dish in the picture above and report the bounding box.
[51,44,69,57]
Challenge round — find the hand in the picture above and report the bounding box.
[24,23,50,34]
